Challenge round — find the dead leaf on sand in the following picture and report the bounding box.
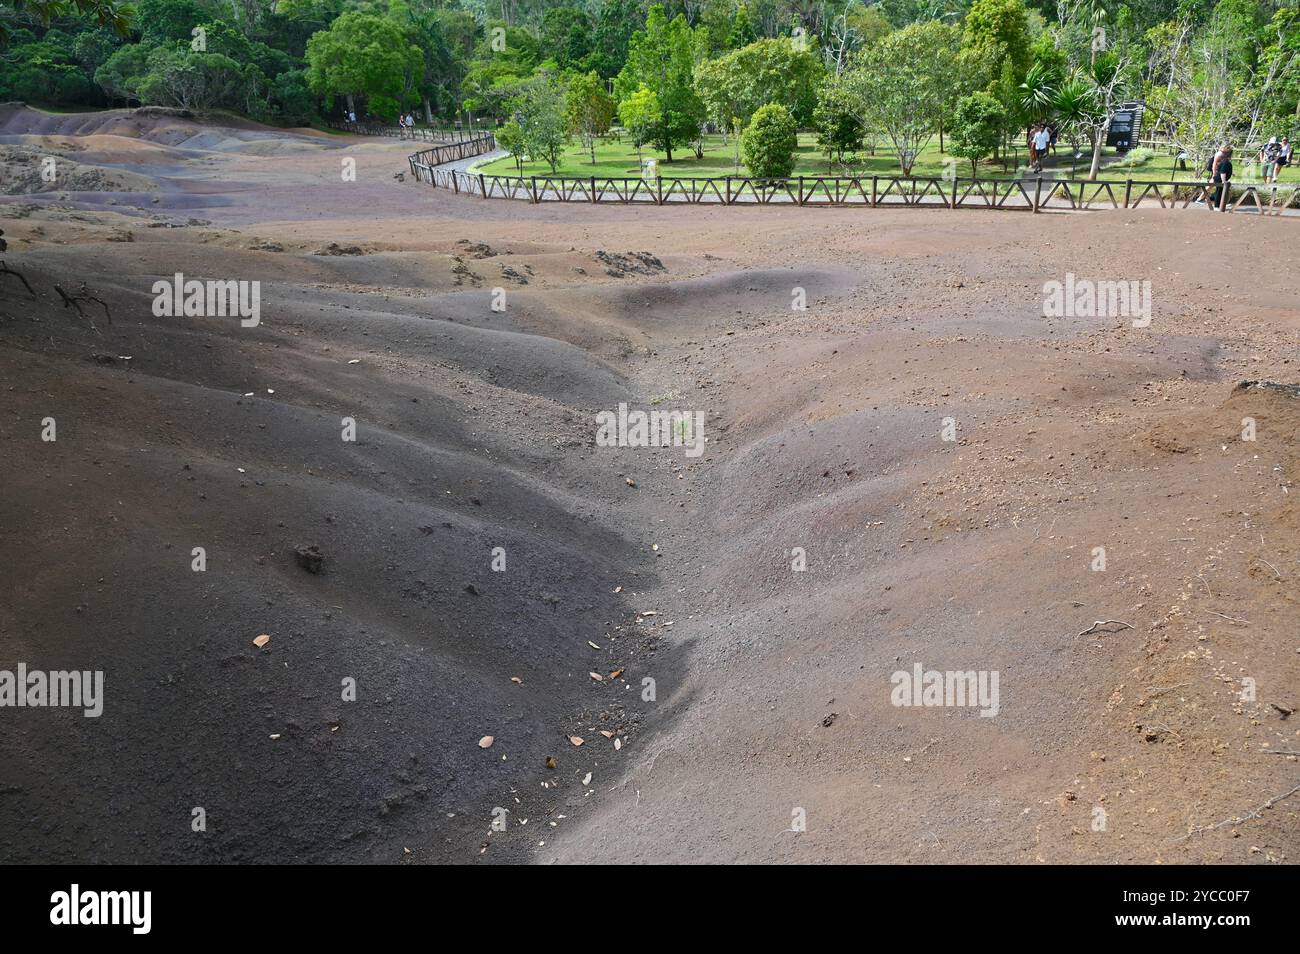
[253,634,271,648]
[478,735,495,749]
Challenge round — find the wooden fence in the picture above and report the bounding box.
[407,162,1300,215]
[327,120,487,143]
[408,134,498,173]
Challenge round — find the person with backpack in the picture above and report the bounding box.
[1200,144,1226,203]
[1210,146,1234,210]
[1259,137,1282,184]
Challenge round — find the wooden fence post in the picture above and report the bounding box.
[479,173,487,198]
[871,176,878,207]
[725,177,731,205]
[798,176,805,206]
[1123,178,1132,208]
[531,176,538,203]
[591,176,597,203]
[657,176,663,206]
[1033,176,1042,213]
[950,176,958,209]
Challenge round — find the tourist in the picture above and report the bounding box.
[1032,125,1051,173]
[1259,137,1282,184]
[1200,143,1226,202]
[1277,136,1292,179]
[1210,146,1233,210]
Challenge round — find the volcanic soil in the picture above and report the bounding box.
[0,105,1296,864]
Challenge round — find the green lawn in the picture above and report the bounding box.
[474,131,1300,184]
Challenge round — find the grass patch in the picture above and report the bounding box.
[474,130,1300,185]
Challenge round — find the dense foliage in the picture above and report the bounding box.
[2,0,1298,177]
[740,100,797,175]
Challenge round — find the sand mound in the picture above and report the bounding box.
[0,104,333,155]
[0,144,159,195]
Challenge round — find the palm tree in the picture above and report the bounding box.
[1019,62,1057,130]
[1052,74,1103,178]
[1081,0,1111,66]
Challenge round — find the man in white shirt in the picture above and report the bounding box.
[1032,127,1051,173]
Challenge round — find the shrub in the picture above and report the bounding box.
[1119,146,1156,166]
[741,103,797,179]
[368,94,399,124]
[948,91,1004,176]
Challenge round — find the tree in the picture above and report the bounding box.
[134,45,245,112]
[1018,60,1057,128]
[949,91,1005,174]
[305,11,422,117]
[1242,8,1300,149]
[134,0,209,44]
[617,84,662,163]
[271,69,315,124]
[693,37,825,129]
[460,22,541,120]
[541,6,594,71]
[1081,51,1129,179]
[0,33,97,106]
[727,4,758,49]
[496,118,528,172]
[4,0,130,45]
[566,70,615,162]
[616,5,704,161]
[589,0,642,77]
[1146,15,1249,176]
[1051,71,1103,177]
[845,21,949,175]
[508,72,568,172]
[825,2,892,75]
[813,72,865,168]
[95,43,152,105]
[741,102,798,177]
[389,0,463,123]
[961,0,1032,83]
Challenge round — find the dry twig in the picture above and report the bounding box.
[54,283,111,332]
[1077,619,1134,638]
[1174,781,1300,843]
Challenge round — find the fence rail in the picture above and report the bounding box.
[395,130,1299,215]
[327,120,487,142]
[408,166,1300,216]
